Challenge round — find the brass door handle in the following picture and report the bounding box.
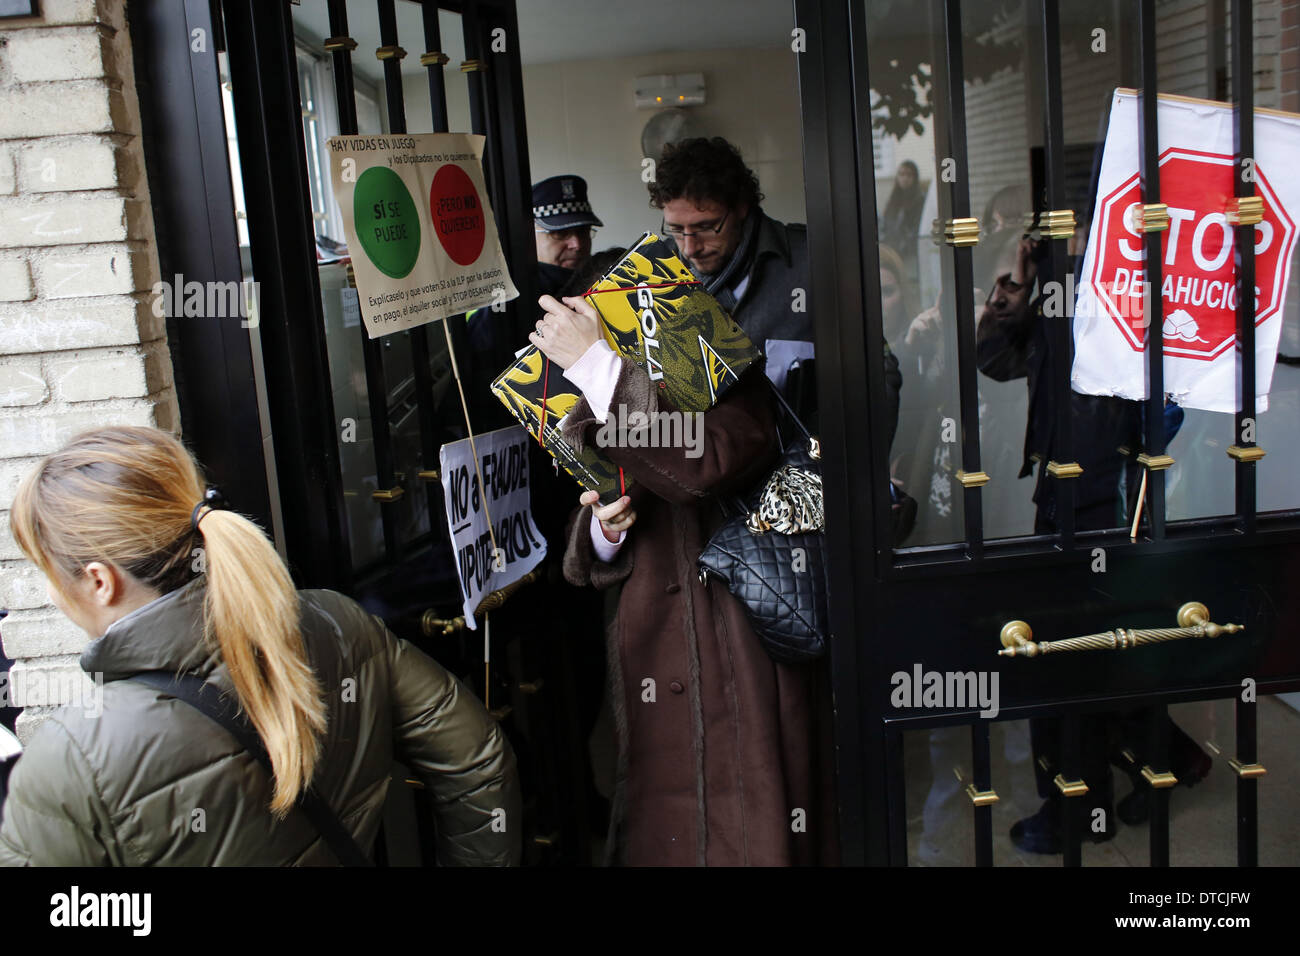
[418,569,544,637]
[998,602,1244,658]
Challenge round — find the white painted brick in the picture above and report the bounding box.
[0,362,48,406]
[0,510,18,561]
[0,403,155,457]
[7,657,98,713]
[33,246,152,298]
[0,458,38,511]
[0,609,88,659]
[0,258,33,301]
[0,196,136,248]
[0,562,47,610]
[19,140,120,193]
[21,0,107,28]
[0,296,161,353]
[0,146,13,195]
[0,81,122,139]
[3,29,112,84]
[49,350,146,401]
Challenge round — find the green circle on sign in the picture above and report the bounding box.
[354,166,421,279]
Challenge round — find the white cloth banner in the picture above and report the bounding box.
[439,426,546,630]
[1072,89,1300,413]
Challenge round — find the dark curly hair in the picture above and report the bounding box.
[647,137,764,212]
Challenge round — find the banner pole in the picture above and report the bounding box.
[441,315,500,561]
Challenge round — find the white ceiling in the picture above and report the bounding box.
[291,0,794,81]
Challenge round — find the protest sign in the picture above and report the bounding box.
[1072,89,1300,413]
[329,132,519,338]
[439,426,546,630]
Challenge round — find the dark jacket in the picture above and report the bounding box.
[726,209,814,348]
[561,358,837,866]
[976,274,1142,532]
[0,580,520,866]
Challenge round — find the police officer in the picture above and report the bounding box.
[532,174,603,297]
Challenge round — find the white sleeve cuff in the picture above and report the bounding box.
[562,339,622,423]
[590,511,626,562]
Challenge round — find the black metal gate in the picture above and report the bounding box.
[132,0,594,865]
[798,0,1300,866]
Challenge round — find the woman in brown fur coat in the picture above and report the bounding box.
[531,293,835,867]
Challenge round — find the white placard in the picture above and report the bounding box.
[328,132,519,338]
[1072,89,1300,413]
[439,426,546,630]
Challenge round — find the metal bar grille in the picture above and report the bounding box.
[793,0,876,864]
[885,727,908,866]
[1037,0,1077,548]
[1138,0,1168,541]
[1235,694,1258,866]
[327,0,399,562]
[1146,704,1172,867]
[1231,0,1259,533]
[462,2,504,229]
[483,0,540,348]
[376,0,446,550]
[421,1,450,132]
[934,0,985,558]
[970,722,993,866]
[1060,713,1082,866]
[219,0,353,590]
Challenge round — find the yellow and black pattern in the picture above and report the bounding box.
[586,233,759,412]
[490,233,760,504]
[490,348,626,501]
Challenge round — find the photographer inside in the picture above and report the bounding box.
[529,294,835,867]
[0,427,520,866]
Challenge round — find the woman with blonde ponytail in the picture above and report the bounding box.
[0,426,520,866]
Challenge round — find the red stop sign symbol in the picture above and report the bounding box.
[1089,148,1295,360]
[429,164,486,267]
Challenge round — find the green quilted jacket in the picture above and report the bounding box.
[0,579,520,866]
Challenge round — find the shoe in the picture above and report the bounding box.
[1010,796,1116,855]
[1116,743,1212,826]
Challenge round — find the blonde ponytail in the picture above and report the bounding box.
[11,426,326,817]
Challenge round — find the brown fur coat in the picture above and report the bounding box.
[562,357,835,866]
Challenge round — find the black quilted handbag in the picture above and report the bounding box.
[698,382,827,664]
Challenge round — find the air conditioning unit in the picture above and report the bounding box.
[634,73,706,110]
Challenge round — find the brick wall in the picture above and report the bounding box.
[1283,0,1299,112]
[0,0,178,740]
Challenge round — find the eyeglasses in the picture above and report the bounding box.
[536,226,595,242]
[661,209,730,240]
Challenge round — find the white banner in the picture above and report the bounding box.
[1072,89,1300,413]
[439,426,546,630]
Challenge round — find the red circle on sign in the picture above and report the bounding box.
[429,164,486,266]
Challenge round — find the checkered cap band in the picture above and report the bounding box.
[533,201,594,218]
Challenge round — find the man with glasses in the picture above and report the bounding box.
[532,174,602,296]
[648,137,814,395]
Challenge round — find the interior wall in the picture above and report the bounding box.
[405,46,807,254]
